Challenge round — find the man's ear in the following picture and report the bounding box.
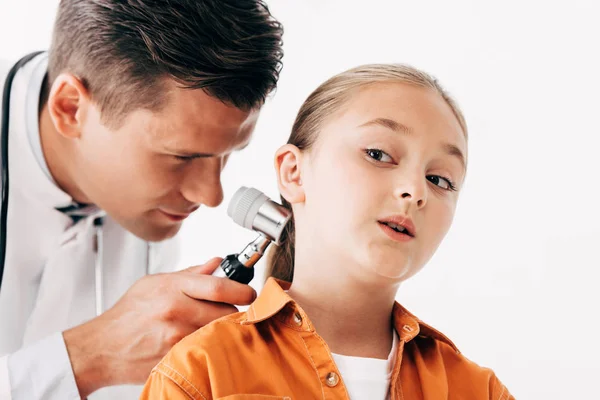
[46,73,91,139]
[274,144,305,204]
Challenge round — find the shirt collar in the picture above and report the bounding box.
[244,277,459,352]
[25,52,54,182]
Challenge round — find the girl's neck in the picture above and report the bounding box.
[286,250,400,359]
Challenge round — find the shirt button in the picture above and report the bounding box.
[325,372,339,387]
[402,324,414,332]
[293,312,303,326]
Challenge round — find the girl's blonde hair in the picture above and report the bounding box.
[266,64,467,282]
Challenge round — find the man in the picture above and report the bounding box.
[0,1,283,399]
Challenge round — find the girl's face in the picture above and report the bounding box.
[296,82,467,281]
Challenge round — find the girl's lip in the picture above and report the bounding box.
[378,215,416,237]
[378,222,414,242]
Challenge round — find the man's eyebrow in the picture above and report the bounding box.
[165,141,251,158]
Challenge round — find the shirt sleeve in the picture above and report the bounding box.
[139,363,198,400]
[0,354,11,400]
[490,373,515,400]
[6,332,80,400]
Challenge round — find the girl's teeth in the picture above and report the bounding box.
[386,222,406,232]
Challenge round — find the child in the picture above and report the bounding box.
[140,64,514,399]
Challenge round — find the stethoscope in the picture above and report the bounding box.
[0,51,44,294]
[0,52,149,316]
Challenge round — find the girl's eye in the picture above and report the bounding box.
[365,148,394,163]
[426,175,457,191]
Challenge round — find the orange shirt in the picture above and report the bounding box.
[140,278,514,399]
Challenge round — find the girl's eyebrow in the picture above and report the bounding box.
[443,143,466,172]
[359,117,412,135]
[359,117,466,171]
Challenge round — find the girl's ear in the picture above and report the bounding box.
[274,144,305,204]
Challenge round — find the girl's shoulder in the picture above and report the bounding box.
[394,303,513,398]
[403,318,513,399]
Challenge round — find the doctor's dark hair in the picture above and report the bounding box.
[46,0,284,128]
[266,64,468,283]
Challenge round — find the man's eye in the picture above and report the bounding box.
[365,148,393,163]
[174,155,195,162]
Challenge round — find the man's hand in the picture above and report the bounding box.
[63,257,256,398]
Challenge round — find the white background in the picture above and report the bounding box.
[2,1,599,398]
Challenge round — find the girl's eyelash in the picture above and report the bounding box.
[443,178,457,191]
[428,175,458,192]
[364,148,458,191]
[364,148,394,163]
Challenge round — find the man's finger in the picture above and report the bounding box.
[184,257,223,275]
[181,298,240,328]
[179,274,257,305]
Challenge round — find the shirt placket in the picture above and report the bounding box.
[286,308,351,399]
[390,315,421,400]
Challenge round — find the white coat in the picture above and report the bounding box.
[0,52,179,399]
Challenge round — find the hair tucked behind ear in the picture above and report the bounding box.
[265,64,468,283]
[266,197,295,282]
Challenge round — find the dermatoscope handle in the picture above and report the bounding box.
[212,187,290,284]
[212,233,271,283]
[213,255,255,284]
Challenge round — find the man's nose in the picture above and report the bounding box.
[180,158,225,208]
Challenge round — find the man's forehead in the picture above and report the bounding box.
[153,107,258,155]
